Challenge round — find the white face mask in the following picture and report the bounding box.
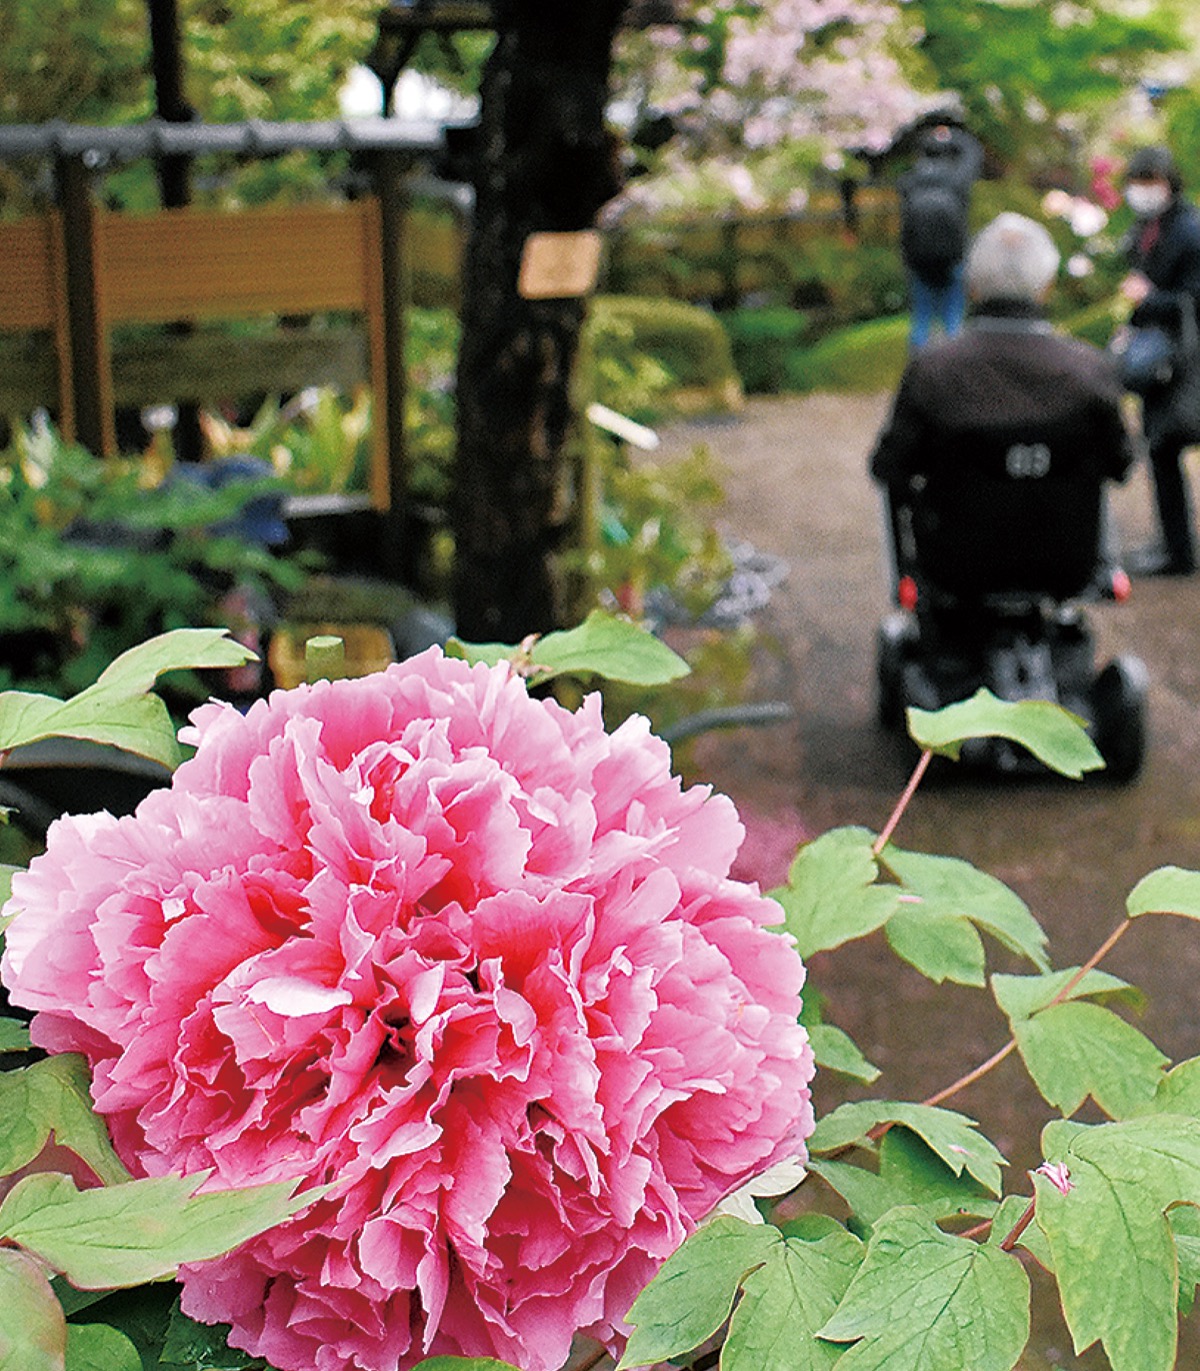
[1126,182,1172,218]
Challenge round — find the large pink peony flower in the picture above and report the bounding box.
[2,649,813,1371]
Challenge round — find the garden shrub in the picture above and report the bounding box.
[0,423,304,700]
[791,237,909,327]
[783,314,909,394]
[587,295,744,416]
[721,306,813,394]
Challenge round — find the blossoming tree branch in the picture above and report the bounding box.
[0,625,1199,1371]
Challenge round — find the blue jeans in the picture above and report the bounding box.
[908,266,966,350]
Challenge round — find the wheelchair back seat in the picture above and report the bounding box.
[905,464,1103,603]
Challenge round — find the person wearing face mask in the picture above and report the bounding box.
[1119,144,1200,575]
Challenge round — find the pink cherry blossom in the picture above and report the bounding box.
[1,648,814,1371]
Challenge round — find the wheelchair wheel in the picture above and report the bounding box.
[1091,656,1148,783]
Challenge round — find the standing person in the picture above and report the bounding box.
[1120,144,1200,576]
[897,120,983,350]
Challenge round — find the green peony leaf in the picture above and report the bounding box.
[0,1171,315,1290]
[817,1207,1029,1370]
[1126,865,1200,920]
[884,905,986,986]
[64,1323,141,1371]
[87,628,255,697]
[0,1015,32,1053]
[617,1215,779,1369]
[991,967,1142,1023]
[906,688,1103,777]
[1010,1000,1168,1119]
[808,1102,1006,1195]
[0,1055,129,1186]
[806,1024,880,1084]
[1036,1115,1200,1371]
[0,693,180,772]
[448,610,689,687]
[410,1361,524,1371]
[1142,1057,1200,1117]
[881,847,1049,972]
[160,1300,264,1368]
[767,827,901,958]
[722,1227,865,1371]
[0,629,254,770]
[1169,1206,1200,1315]
[992,972,1166,1119]
[810,1129,996,1232]
[0,1247,67,1371]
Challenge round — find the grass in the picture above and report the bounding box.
[783,314,910,395]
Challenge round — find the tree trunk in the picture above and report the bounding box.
[452,0,624,642]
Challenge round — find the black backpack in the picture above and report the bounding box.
[900,167,969,283]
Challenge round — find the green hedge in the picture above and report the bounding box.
[585,295,743,417]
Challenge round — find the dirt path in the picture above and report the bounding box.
[655,392,1200,1369]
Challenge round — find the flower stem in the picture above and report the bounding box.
[873,750,932,857]
[921,1038,1018,1109]
[999,1197,1036,1252]
[1048,919,1131,1006]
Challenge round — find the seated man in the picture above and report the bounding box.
[871,211,1134,605]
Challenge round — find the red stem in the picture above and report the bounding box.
[873,749,932,857]
[999,1197,1036,1252]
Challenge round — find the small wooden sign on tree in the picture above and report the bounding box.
[517,230,603,299]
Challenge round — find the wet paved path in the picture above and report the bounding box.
[656,393,1200,1369]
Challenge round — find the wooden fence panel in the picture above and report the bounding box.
[100,203,377,323]
[0,217,59,329]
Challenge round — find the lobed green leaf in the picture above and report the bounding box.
[448,610,689,687]
[618,1215,779,1368]
[0,1054,129,1186]
[0,1015,32,1054]
[808,1102,1006,1195]
[884,906,986,986]
[992,971,1166,1119]
[0,629,254,770]
[64,1323,141,1371]
[0,1171,315,1290]
[881,847,1049,972]
[767,827,901,958]
[722,1227,865,1371]
[159,1301,265,1368]
[991,967,1142,1022]
[0,1247,67,1371]
[0,864,17,914]
[805,1024,880,1084]
[816,1207,1029,1370]
[1011,1000,1168,1119]
[1036,1115,1200,1371]
[1126,865,1200,920]
[810,1130,996,1233]
[1142,1057,1200,1117]
[1170,1206,1200,1315]
[906,688,1103,777]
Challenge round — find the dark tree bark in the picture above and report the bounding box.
[452,0,625,642]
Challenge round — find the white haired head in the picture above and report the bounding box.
[965,212,1060,303]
